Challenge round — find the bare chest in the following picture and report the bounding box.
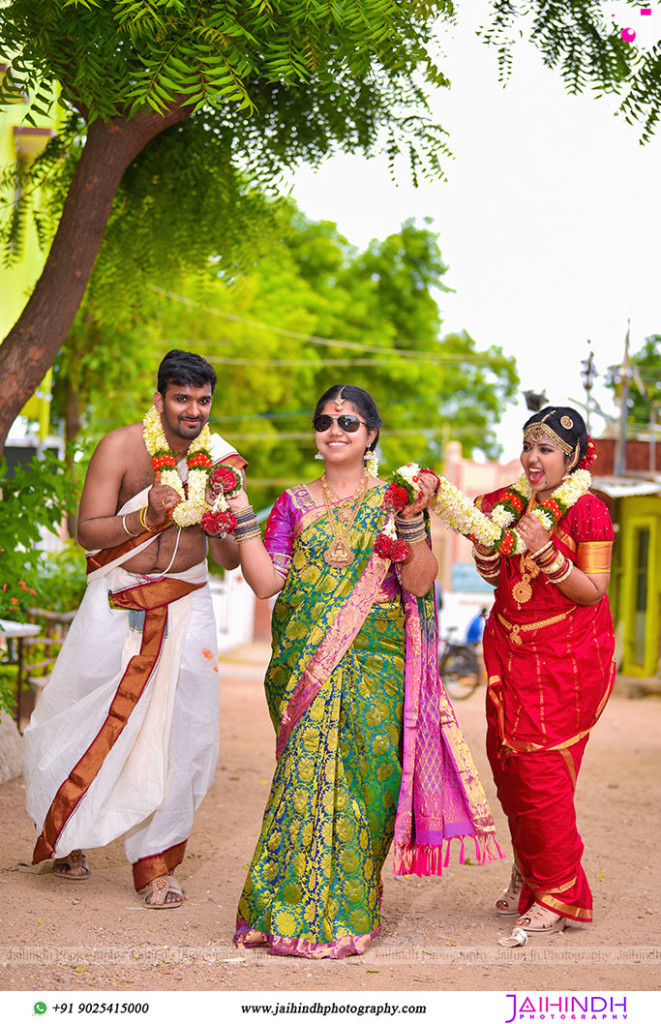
[118,449,155,510]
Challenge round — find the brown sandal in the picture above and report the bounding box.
[495,862,523,916]
[141,875,183,909]
[516,902,567,934]
[53,849,90,881]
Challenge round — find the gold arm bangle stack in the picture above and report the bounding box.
[233,505,260,543]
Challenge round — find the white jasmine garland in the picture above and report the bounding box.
[431,470,592,555]
[143,406,236,529]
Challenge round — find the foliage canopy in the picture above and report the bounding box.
[49,208,519,510]
[606,335,661,427]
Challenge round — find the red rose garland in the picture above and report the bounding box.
[199,464,242,538]
[375,464,435,563]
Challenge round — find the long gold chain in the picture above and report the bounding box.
[320,473,368,567]
[512,491,541,605]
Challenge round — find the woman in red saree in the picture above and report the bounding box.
[473,406,615,934]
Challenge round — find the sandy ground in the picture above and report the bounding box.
[0,641,659,996]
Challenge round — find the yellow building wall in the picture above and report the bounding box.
[612,494,661,677]
[0,66,59,439]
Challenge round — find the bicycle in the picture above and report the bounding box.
[438,626,481,701]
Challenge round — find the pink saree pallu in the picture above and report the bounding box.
[394,586,502,875]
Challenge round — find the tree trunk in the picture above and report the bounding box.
[0,104,190,455]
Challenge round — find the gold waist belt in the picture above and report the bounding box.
[497,608,574,646]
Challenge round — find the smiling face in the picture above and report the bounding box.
[314,399,377,469]
[153,382,213,449]
[520,436,569,501]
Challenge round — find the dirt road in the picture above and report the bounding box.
[1,642,659,994]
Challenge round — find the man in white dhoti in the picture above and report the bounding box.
[23,350,246,908]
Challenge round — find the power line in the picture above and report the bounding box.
[149,287,499,365]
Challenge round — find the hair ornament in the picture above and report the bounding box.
[579,437,597,470]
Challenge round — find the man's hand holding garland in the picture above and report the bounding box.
[146,471,182,529]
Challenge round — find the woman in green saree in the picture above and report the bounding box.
[230,384,499,958]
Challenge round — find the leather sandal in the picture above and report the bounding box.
[53,849,90,881]
[516,902,567,934]
[495,862,523,916]
[141,875,183,909]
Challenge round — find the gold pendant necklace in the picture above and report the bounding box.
[321,473,368,568]
[512,491,540,605]
[512,556,538,604]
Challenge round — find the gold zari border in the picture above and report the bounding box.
[576,540,612,574]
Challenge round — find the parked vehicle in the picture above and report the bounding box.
[438,625,482,701]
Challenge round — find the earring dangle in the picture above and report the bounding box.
[364,449,379,477]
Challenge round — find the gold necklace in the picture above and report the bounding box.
[320,473,368,567]
[511,492,541,605]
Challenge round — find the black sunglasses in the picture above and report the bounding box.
[313,414,367,433]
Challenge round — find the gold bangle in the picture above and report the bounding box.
[541,554,564,576]
[530,540,554,561]
[472,547,500,562]
[139,506,154,531]
[549,561,573,584]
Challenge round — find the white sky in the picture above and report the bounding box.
[284,2,661,460]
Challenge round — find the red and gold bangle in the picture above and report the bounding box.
[529,540,554,563]
[539,550,573,584]
[473,547,501,579]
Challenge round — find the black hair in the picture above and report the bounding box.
[523,405,589,472]
[313,384,383,452]
[157,349,217,396]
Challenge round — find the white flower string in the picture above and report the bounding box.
[432,469,592,555]
[142,406,240,529]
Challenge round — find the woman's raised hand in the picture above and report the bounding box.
[516,511,551,553]
[399,470,439,519]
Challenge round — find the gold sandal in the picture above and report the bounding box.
[495,862,523,916]
[53,849,90,881]
[140,875,183,909]
[516,902,567,934]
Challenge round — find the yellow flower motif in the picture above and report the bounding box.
[267,830,282,852]
[293,789,309,815]
[340,848,360,873]
[300,821,314,847]
[335,818,354,842]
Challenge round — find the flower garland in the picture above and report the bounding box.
[200,465,242,537]
[375,463,438,563]
[432,469,592,555]
[143,406,241,531]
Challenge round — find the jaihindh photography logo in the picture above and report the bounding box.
[504,993,628,1022]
